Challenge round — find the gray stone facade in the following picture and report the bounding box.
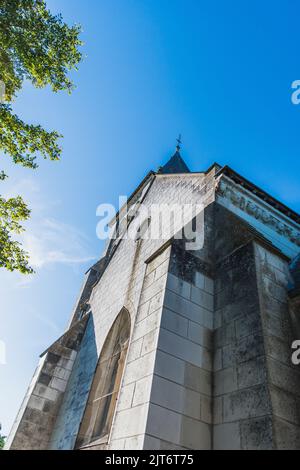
[5,153,300,450]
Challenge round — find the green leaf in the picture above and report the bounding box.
[0,0,82,274]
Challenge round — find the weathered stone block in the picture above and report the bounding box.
[133,375,153,407]
[235,311,262,340]
[187,321,212,349]
[112,404,149,440]
[151,375,201,420]
[214,367,238,396]
[158,328,212,370]
[214,322,236,348]
[180,416,211,449]
[184,363,212,396]
[273,417,300,449]
[123,351,156,385]
[154,350,185,385]
[146,403,181,445]
[167,273,191,299]
[190,286,213,311]
[240,416,273,450]
[268,358,300,397]
[223,385,271,422]
[161,307,189,337]
[213,422,240,450]
[237,356,267,389]
[117,383,135,411]
[269,385,300,425]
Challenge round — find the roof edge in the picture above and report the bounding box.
[216,165,300,225]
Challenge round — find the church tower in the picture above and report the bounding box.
[5,143,300,450]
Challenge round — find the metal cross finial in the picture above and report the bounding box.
[176,134,182,152]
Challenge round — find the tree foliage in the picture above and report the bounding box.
[0,423,5,449]
[0,0,82,273]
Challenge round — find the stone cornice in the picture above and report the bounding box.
[216,175,300,248]
[216,165,300,224]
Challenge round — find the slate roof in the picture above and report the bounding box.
[158,150,190,174]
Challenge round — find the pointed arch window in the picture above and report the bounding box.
[76,308,130,448]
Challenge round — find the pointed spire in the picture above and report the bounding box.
[158,136,190,174]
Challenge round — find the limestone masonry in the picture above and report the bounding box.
[5,147,300,450]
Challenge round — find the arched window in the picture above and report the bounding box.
[76,308,130,448]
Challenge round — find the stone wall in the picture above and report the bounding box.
[73,170,216,450]
[6,316,89,450]
[48,315,98,449]
[108,246,171,450]
[144,268,214,449]
[212,204,300,449]
[6,165,300,450]
[255,244,300,449]
[213,241,271,449]
[108,206,215,450]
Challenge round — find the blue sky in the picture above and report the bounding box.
[1,0,300,435]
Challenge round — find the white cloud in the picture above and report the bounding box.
[21,217,96,269]
[2,177,97,271]
[3,176,61,212]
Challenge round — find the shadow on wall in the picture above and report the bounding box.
[49,315,98,450]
